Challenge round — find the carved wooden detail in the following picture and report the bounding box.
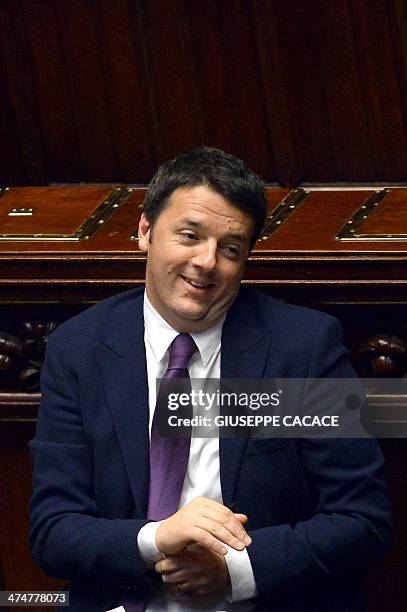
[2,319,407,391]
[356,334,407,378]
[0,322,57,392]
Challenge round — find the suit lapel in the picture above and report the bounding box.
[220,293,272,507]
[96,292,150,517]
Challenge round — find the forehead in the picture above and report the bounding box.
[161,185,253,230]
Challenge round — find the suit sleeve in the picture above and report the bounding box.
[247,316,392,604]
[29,333,152,592]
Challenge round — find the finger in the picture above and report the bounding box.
[190,498,250,542]
[194,516,246,550]
[193,498,247,525]
[162,569,189,584]
[198,506,250,541]
[234,513,248,524]
[193,514,251,548]
[208,506,249,533]
[189,525,234,555]
[156,556,190,574]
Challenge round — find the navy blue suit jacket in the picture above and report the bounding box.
[29,287,391,611]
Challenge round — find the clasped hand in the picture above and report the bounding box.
[154,496,251,598]
[155,495,251,556]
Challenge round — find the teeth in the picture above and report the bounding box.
[186,278,207,288]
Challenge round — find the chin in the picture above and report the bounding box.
[174,307,206,322]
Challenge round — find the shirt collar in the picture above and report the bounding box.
[143,291,225,366]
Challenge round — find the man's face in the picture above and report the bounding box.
[138,185,254,333]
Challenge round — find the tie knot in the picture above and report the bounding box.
[167,334,197,371]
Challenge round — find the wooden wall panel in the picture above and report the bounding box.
[0,0,406,184]
[0,1,46,184]
[19,1,81,182]
[351,0,407,179]
[126,0,208,159]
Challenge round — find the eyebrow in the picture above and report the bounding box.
[176,218,248,242]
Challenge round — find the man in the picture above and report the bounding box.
[29,148,391,611]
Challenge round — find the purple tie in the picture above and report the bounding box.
[148,333,197,520]
[122,334,197,611]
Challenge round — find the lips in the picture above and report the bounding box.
[182,275,214,290]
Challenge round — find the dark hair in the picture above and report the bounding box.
[143,147,267,248]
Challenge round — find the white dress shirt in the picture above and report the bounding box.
[134,292,257,611]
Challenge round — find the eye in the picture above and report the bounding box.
[180,231,198,241]
[223,245,241,258]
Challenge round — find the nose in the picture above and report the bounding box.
[191,240,217,272]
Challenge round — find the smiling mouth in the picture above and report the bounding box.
[182,275,214,290]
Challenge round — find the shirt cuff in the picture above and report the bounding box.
[137,521,165,565]
[224,544,257,602]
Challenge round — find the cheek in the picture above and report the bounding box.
[162,248,187,270]
[221,265,244,286]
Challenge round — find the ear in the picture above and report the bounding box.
[138,213,151,253]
